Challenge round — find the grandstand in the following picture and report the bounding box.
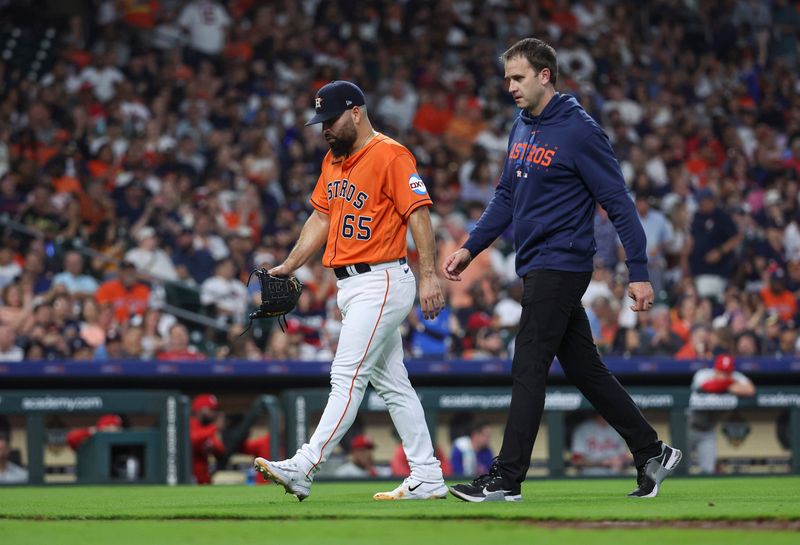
[0,0,799,490]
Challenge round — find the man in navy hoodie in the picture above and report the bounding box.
[445,38,682,502]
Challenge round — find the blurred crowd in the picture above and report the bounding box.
[1,0,800,362]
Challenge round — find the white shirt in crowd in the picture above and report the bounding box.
[0,346,24,362]
[0,262,21,290]
[193,235,229,261]
[0,461,28,483]
[76,65,125,103]
[179,0,231,55]
[375,90,418,134]
[124,248,179,282]
[200,276,248,319]
[570,418,628,476]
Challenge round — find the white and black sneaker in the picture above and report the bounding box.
[449,462,522,503]
[254,457,312,501]
[628,443,682,498]
[373,477,448,500]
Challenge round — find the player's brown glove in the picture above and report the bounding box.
[242,269,303,333]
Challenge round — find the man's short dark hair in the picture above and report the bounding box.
[500,38,559,87]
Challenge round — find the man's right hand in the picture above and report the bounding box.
[442,248,473,281]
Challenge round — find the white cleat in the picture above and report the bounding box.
[373,477,448,500]
[254,457,312,501]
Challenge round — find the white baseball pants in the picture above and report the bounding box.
[292,263,443,482]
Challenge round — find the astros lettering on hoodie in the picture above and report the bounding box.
[463,93,649,282]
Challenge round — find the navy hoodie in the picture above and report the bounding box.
[463,93,648,282]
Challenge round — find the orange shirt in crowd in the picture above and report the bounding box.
[413,103,454,135]
[95,280,151,323]
[670,309,691,342]
[760,287,798,322]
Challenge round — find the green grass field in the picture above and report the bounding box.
[2,477,798,545]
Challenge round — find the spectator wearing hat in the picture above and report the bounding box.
[334,435,391,478]
[189,393,271,484]
[760,267,797,323]
[689,188,740,301]
[125,226,179,282]
[688,354,755,474]
[95,261,151,325]
[66,414,123,451]
[190,393,225,484]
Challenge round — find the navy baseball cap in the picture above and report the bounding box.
[305,80,366,126]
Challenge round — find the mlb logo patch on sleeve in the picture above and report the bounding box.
[408,174,427,195]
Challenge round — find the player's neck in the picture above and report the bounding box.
[348,128,377,156]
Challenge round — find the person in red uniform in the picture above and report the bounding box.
[190,393,271,484]
[66,414,123,450]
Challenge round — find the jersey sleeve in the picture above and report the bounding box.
[309,171,330,214]
[386,151,432,218]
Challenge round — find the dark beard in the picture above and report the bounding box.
[328,126,357,157]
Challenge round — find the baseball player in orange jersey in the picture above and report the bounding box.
[254,81,447,501]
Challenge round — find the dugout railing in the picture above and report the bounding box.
[0,390,192,484]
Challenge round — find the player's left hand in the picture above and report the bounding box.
[418,273,445,320]
[628,281,655,312]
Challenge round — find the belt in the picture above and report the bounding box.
[334,257,407,280]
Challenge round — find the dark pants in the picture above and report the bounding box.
[497,270,660,485]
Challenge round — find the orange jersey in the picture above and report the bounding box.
[310,133,432,267]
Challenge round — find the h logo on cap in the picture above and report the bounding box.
[315,97,323,109]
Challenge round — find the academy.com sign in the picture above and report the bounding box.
[20,396,103,411]
[438,392,584,410]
